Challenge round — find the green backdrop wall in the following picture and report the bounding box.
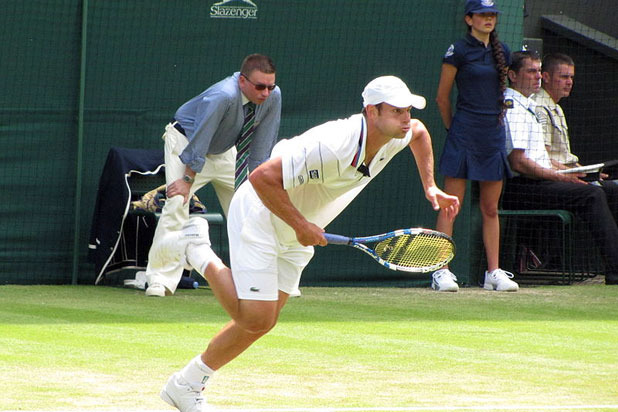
[0,0,523,286]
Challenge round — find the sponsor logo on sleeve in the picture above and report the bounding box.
[444,44,455,58]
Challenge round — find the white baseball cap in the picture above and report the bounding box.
[362,76,426,109]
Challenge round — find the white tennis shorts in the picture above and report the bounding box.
[227,182,314,301]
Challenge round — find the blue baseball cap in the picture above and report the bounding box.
[464,0,501,15]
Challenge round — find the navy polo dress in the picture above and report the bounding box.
[439,33,512,181]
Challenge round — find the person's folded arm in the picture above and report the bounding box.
[508,149,586,184]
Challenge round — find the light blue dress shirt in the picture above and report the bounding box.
[176,72,281,173]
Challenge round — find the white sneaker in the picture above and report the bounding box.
[484,269,519,292]
[123,271,147,289]
[145,282,169,297]
[431,269,459,292]
[160,372,209,412]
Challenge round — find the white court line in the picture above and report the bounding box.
[221,407,618,412]
[7,406,618,412]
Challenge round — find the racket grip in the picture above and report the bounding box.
[323,233,351,245]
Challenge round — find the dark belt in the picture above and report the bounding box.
[171,119,186,136]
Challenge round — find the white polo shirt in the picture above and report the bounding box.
[270,113,412,245]
[504,88,552,171]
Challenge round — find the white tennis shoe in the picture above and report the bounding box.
[484,268,519,292]
[431,269,459,292]
[161,372,210,412]
[145,282,170,297]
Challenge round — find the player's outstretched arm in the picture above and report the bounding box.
[408,120,460,219]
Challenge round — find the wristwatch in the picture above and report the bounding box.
[182,175,195,184]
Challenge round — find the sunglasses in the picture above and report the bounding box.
[241,73,276,91]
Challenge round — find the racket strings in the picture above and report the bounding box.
[374,234,453,268]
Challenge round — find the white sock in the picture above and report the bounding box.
[180,354,215,386]
[186,243,222,276]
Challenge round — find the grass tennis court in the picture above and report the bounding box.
[0,284,616,411]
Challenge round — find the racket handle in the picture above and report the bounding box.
[324,233,351,245]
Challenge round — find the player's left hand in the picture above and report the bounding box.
[425,186,460,220]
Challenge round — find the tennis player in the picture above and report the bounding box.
[157,75,460,412]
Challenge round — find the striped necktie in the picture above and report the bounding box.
[235,102,256,189]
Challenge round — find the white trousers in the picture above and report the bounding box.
[146,124,235,293]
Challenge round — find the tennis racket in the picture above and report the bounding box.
[324,228,455,273]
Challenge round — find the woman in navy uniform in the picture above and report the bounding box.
[432,0,518,292]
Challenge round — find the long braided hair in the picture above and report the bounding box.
[489,30,509,120]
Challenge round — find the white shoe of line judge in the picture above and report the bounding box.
[145,217,222,297]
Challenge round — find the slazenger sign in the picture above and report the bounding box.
[210,0,258,19]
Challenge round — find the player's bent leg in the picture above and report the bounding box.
[160,325,263,412]
[204,295,287,370]
[180,217,214,268]
[235,295,286,333]
[180,218,242,315]
[161,295,287,411]
[183,228,241,318]
[197,261,239,319]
